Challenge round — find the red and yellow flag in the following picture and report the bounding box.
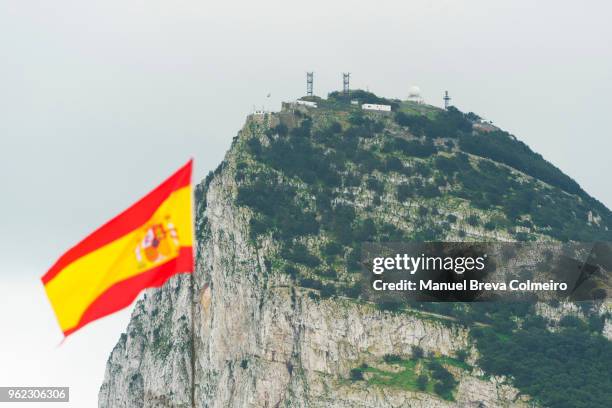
[41,160,194,337]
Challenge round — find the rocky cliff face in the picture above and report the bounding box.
[99,275,193,408]
[100,96,610,407]
[99,164,528,407]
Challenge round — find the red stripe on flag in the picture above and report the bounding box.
[62,246,194,337]
[42,160,192,285]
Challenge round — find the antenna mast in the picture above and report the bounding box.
[443,90,451,110]
[342,72,350,95]
[306,72,314,96]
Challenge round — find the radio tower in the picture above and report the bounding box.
[306,72,314,96]
[343,73,350,95]
[443,90,451,110]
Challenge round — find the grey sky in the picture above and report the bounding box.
[0,0,610,405]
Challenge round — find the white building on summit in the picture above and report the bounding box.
[295,100,317,108]
[362,103,391,112]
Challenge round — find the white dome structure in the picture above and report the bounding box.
[407,85,423,103]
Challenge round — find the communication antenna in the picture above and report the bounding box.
[343,72,350,95]
[443,90,451,110]
[306,72,314,96]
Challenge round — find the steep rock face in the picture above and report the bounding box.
[99,276,193,408]
[100,148,528,407]
[191,146,529,407]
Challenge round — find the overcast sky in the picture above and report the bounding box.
[0,0,610,406]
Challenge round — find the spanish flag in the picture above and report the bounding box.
[41,160,194,337]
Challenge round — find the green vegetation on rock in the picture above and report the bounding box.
[471,303,612,408]
[349,351,468,401]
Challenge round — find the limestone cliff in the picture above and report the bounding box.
[100,94,611,407]
[99,160,528,407]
